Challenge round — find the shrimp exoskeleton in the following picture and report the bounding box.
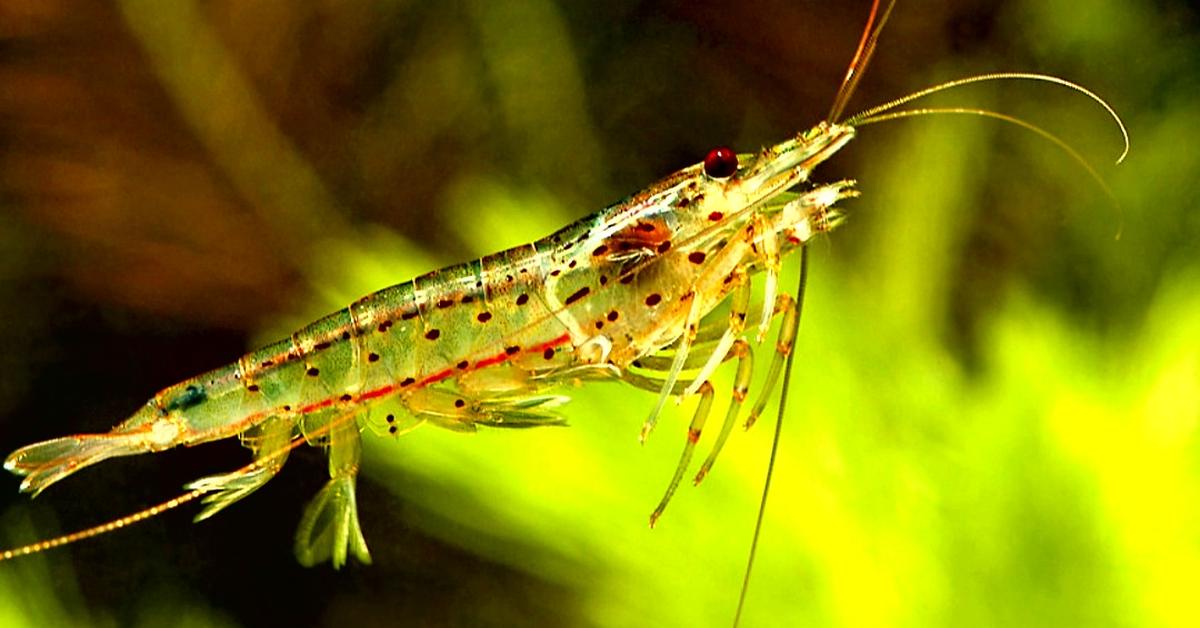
[1,1,1127,622]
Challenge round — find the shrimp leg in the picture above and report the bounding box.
[295,407,371,568]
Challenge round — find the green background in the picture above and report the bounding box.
[0,1,1196,626]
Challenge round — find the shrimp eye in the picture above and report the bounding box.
[703,146,738,179]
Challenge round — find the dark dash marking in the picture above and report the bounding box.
[314,342,331,351]
[247,384,260,392]
[368,352,380,362]
[477,311,493,323]
[564,286,590,305]
[437,299,453,309]
[516,293,529,306]
[461,295,474,304]
[568,260,577,269]
[307,367,320,377]
[637,222,656,232]
[645,293,662,306]
[619,274,634,285]
[166,385,207,412]
[340,394,353,402]
[260,360,274,368]
[401,377,415,387]
[550,269,561,277]
[457,360,469,370]
[401,311,419,321]
[505,345,520,355]
[592,244,609,256]
[688,251,707,264]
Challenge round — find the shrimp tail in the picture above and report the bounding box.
[6,433,148,497]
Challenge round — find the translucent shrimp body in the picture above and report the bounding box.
[4,121,858,566]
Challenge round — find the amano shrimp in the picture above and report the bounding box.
[0,0,1128,613]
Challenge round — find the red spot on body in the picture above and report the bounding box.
[708,211,724,221]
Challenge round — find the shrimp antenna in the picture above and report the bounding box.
[732,247,809,627]
[845,72,1129,164]
[735,2,897,623]
[828,0,898,123]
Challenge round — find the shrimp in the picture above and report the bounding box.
[1,0,1128,617]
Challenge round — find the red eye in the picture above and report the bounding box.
[703,146,738,179]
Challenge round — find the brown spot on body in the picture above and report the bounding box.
[516,293,530,306]
[454,399,466,408]
[378,321,394,333]
[389,425,398,434]
[564,286,590,305]
[307,367,320,377]
[401,377,415,387]
[340,394,353,402]
[599,275,609,285]
[550,269,562,277]
[457,360,469,370]
[645,293,662,306]
[260,360,274,368]
[477,311,493,323]
[543,348,555,360]
[607,310,619,322]
[425,329,441,340]
[657,241,671,254]
[688,251,707,264]
[594,321,604,329]
[437,299,453,309]
[341,331,351,340]
[619,274,635,285]
[386,414,395,423]
[505,346,520,355]
[401,311,419,321]
[368,352,380,362]
[314,342,331,351]
[592,244,609,256]
[461,295,475,304]
[247,384,260,392]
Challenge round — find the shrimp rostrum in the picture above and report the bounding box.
[3,117,855,566]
